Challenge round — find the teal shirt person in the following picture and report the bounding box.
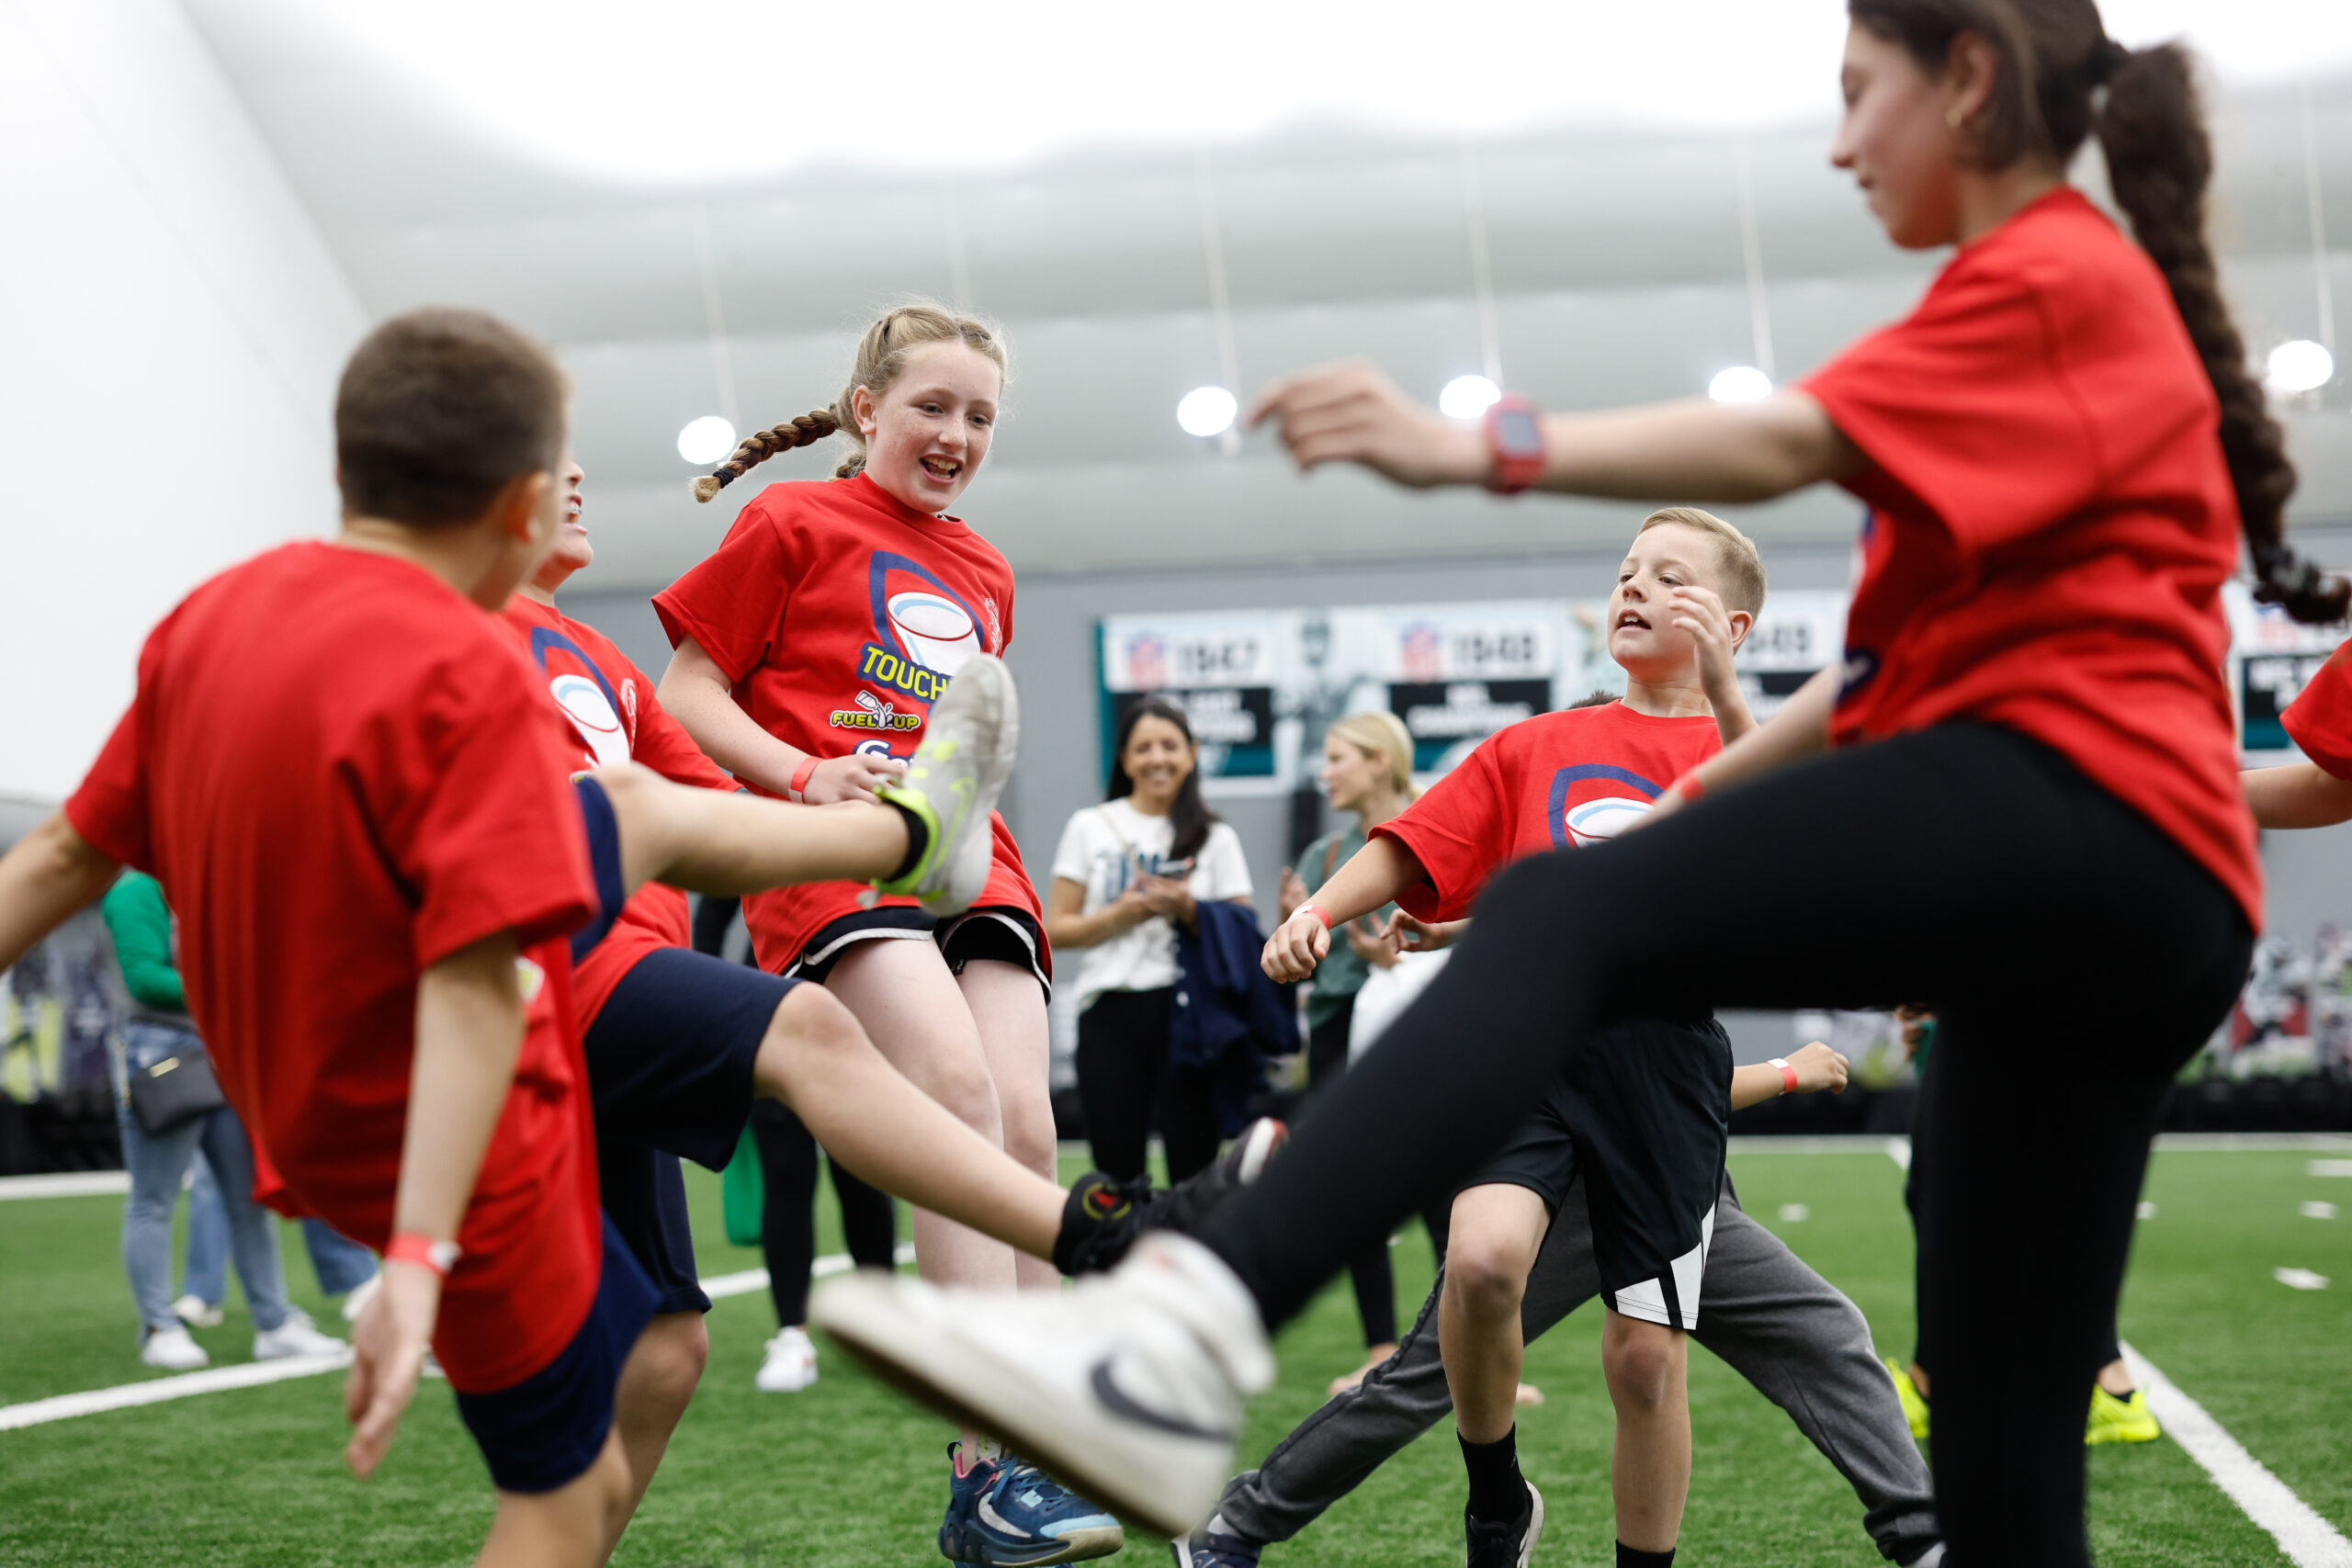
[1295,823,1397,1032]
[100,870,188,1024]
[1285,712,1422,1037]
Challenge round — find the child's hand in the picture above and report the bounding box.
[1248,361,1489,488]
[1136,876,1196,925]
[1785,1041,1849,1095]
[805,752,908,805]
[1344,919,1396,968]
[1385,911,1462,953]
[1669,584,1738,684]
[1277,866,1310,924]
[1263,907,1332,981]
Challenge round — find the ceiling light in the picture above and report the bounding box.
[2267,339,2335,395]
[677,415,737,465]
[1439,375,1502,421]
[1178,386,1238,439]
[1709,366,1773,404]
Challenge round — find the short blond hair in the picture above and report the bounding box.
[1326,710,1419,800]
[1636,506,1766,616]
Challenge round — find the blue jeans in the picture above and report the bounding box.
[114,1021,291,1336]
[182,1155,227,1305]
[300,1219,379,1296]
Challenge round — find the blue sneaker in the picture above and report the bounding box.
[1170,1514,1260,1567]
[942,1443,1125,1564]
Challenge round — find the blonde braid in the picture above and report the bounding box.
[688,410,841,503]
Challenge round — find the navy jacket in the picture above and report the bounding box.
[1171,899,1297,1135]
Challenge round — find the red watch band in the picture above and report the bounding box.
[1302,904,1335,930]
[788,756,820,804]
[384,1233,460,1279]
[1484,394,1547,494]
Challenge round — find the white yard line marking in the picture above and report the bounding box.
[1883,1136,1911,1171]
[2275,1268,2331,1291]
[2120,1343,2352,1568]
[0,1171,128,1201]
[2312,1160,2352,1179]
[0,1242,916,1432]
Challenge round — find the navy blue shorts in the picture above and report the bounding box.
[454,1213,657,1495]
[595,1142,709,1316]
[570,776,628,964]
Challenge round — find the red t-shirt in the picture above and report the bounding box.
[2282,642,2352,779]
[64,544,605,1393]
[1800,186,2259,929]
[500,594,735,1024]
[651,472,1044,972]
[1374,702,1722,921]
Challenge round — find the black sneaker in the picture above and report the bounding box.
[1170,1513,1261,1568]
[1465,1480,1544,1568]
[1055,1119,1286,1276]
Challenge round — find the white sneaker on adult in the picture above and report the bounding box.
[755,1326,820,1393]
[339,1270,382,1324]
[811,1232,1272,1538]
[252,1309,346,1361]
[872,652,1019,918]
[170,1294,223,1329]
[141,1325,209,1371]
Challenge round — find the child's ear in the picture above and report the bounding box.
[851,385,880,439]
[1727,608,1755,651]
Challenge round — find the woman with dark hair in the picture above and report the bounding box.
[1047,697,1254,1184]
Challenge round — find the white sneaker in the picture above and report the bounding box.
[340,1270,382,1324]
[141,1325,209,1371]
[171,1294,223,1328]
[811,1232,1272,1538]
[755,1326,820,1393]
[872,653,1018,918]
[253,1309,346,1361]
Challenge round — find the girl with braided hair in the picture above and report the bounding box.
[807,6,2350,1564]
[653,301,1126,1567]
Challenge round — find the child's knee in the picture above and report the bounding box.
[1443,1231,1533,1322]
[1602,1318,1680,1408]
[633,1314,709,1414]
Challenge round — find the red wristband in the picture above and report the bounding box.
[788,755,820,804]
[1678,774,1707,804]
[1301,903,1335,930]
[1769,1057,1799,1094]
[384,1233,460,1279]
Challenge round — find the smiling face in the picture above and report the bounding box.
[530,455,591,592]
[1320,734,1386,815]
[1608,523,1737,681]
[852,341,1001,513]
[1830,21,1970,250]
[1121,713,1197,814]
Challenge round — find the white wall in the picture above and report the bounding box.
[0,0,364,806]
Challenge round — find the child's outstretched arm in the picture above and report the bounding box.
[0,813,120,974]
[1729,1041,1848,1111]
[1668,583,1758,745]
[1262,835,1426,983]
[2243,761,2352,829]
[1644,663,1838,824]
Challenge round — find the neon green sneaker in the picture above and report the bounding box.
[872,653,1019,918]
[2086,1385,2161,1446]
[1884,1357,1930,1441]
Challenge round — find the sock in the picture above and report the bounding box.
[1458,1427,1523,1522]
[881,797,931,882]
[2107,1383,2136,1401]
[1617,1545,1675,1568]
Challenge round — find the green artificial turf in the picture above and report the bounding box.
[0,1145,2344,1566]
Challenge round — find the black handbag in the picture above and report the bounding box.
[126,1043,226,1135]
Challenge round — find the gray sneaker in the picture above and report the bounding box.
[871,654,1019,918]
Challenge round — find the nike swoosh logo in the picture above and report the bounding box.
[1088,1358,1233,1442]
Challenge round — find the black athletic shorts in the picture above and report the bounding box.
[454,1212,657,1494]
[582,946,805,1316]
[1464,1012,1732,1331]
[790,904,1050,998]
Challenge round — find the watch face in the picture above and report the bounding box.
[1494,409,1542,457]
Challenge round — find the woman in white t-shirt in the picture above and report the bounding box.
[1047,696,1254,1184]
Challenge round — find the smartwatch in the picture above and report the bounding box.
[1484,395,1546,494]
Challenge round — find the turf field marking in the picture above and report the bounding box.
[2120,1343,2352,1568]
[2303,1201,2338,1219]
[2312,1160,2352,1178]
[0,1171,130,1201]
[2273,1268,2330,1291]
[1883,1136,1910,1170]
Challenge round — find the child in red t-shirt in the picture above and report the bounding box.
[1260,511,1847,1567]
[2245,645,2352,831]
[651,299,1117,1559]
[803,8,2352,1556]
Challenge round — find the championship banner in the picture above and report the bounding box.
[1732,589,1847,719]
[1336,602,1569,775]
[1099,611,1289,784]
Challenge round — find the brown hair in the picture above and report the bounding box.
[1847,0,2347,622]
[1326,710,1419,801]
[1637,505,1768,616]
[335,308,567,527]
[689,299,1010,502]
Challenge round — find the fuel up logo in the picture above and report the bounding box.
[831,690,925,733]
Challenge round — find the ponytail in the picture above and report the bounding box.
[687,411,839,503]
[1848,0,2347,624]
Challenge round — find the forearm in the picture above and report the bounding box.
[1533,393,1860,503]
[1670,665,1837,803]
[2243,761,2352,829]
[0,814,119,975]
[1729,1064,1788,1112]
[655,647,807,798]
[1702,665,1758,746]
[1303,838,1422,929]
[1046,906,1135,949]
[393,933,526,1245]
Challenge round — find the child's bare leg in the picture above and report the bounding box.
[1602,1310,1691,1554]
[605,1313,708,1538]
[594,765,907,899]
[478,1430,633,1568]
[1438,1183,1551,1441]
[957,958,1061,1291]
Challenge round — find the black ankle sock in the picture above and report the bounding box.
[881,798,930,882]
[1458,1427,1523,1522]
[1617,1544,1675,1568]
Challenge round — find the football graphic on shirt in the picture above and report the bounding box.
[886,590,981,675]
[1545,761,1670,852]
[1562,795,1655,845]
[548,673,630,769]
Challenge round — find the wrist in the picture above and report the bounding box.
[788,755,820,804]
[1298,903,1334,930]
[1482,395,1547,494]
[1768,1057,1798,1095]
[384,1232,461,1280]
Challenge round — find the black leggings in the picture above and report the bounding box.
[1306,998,1452,1348]
[750,1099,897,1327]
[1077,987,1221,1185]
[1201,725,2250,1568]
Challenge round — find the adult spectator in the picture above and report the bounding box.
[101,870,344,1370]
[1047,697,1254,1184]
